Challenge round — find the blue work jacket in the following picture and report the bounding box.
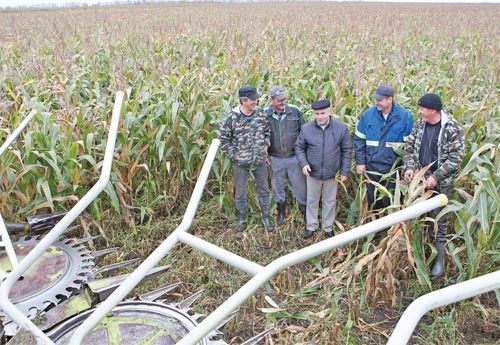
[353,103,413,174]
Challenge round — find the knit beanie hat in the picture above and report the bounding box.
[418,93,443,111]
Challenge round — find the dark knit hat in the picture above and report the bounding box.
[311,99,330,110]
[418,93,442,111]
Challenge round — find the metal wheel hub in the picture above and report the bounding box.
[0,236,94,335]
[49,301,217,345]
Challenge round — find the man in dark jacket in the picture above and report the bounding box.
[219,85,273,232]
[353,85,413,209]
[404,93,464,277]
[266,86,306,225]
[295,100,352,239]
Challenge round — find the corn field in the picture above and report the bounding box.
[0,3,498,344]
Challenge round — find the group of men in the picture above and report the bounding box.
[219,84,464,277]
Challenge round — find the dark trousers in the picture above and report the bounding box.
[424,185,451,243]
[232,163,270,214]
[366,172,395,210]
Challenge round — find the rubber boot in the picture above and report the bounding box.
[262,213,274,232]
[277,202,286,225]
[237,211,247,232]
[304,229,314,239]
[431,241,445,278]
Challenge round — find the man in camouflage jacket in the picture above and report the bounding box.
[404,93,465,277]
[219,85,273,232]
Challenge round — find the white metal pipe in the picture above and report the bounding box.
[0,109,36,157]
[387,269,500,345]
[0,109,37,272]
[68,139,221,345]
[0,91,124,345]
[178,231,264,276]
[0,108,37,271]
[0,212,19,269]
[177,195,448,345]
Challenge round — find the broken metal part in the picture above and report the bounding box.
[32,289,94,333]
[87,265,171,301]
[138,282,182,302]
[26,212,67,235]
[176,289,205,310]
[93,258,140,275]
[3,223,27,236]
[5,327,37,345]
[4,213,68,237]
[0,236,94,336]
[1,229,266,345]
[48,300,228,345]
[90,247,119,258]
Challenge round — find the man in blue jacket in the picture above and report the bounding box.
[353,85,413,209]
[295,100,352,239]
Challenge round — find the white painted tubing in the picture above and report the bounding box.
[0,109,37,276]
[176,195,448,345]
[0,212,19,274]
[178,231,264,276]
[0,109,36,157]
[0,91,124,345]
[68,139,221,345]
[387,269,500,345]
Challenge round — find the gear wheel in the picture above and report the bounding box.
[0,236,94,335]
[48,300,226,345]
[2,236,271,345]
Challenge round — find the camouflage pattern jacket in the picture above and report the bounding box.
[404,110,464,189]
[219,106,271,168]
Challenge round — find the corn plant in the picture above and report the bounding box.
[0,3,498,343]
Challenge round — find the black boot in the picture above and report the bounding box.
[262,213,274,232]
[298,204,306,223]
[277,202,286,225]
[237,211,247,232]
[304,229,314,239]
[431,241,445,278]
